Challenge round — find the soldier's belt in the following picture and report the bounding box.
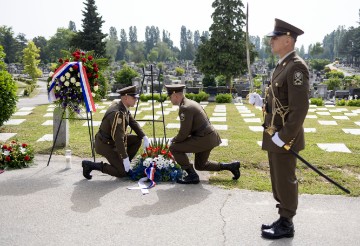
[99,129,114,145]
[191,122,213,136]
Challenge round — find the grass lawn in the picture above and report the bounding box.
[1,100,359,196]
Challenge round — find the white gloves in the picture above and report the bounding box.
[271,132,285,148]
[123,157,131,172]
[143,136,150,149]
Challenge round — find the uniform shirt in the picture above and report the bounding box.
[172,97,221,148]
[99,101,145,158]
[262,51,309,153]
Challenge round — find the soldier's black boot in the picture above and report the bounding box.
[176,167,200,184]
[82,160,103,180]
[220,161,241,180]
[261,217,294,239]
[261,217,282,230]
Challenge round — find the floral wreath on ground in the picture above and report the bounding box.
[130,138,183,183]
[47,50,100,114]
[0,140,34,170]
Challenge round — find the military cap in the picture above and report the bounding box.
[118,85,139,98]
[165,84,185,96]
[266,18,304,40]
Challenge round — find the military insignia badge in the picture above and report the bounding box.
[293,71,303,85]
[180,113,185,121]
[117,117,122,124]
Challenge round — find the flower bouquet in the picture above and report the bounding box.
[47,50,100,114]
[130,138,183,183]
[0,140,34,170]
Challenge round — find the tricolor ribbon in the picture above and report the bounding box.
[48,62,96,112]
[127,163,157,195]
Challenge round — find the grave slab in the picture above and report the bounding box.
[43,113,53,117]
[219,139,228,147]
[306,115,318,119]
[332,116,349,120]
[41,120,53,126]
[4,119,26,125]
[304,128,316,133]
[329,109,342,113]
[156,111,170,115]
[166,123,180,129]
[0,133,17,141]
[257,141,262,147]
[355,122,360,126]
[243,118,261,123]
[308,109,316,112]
[249,126,264,132]
[342,129,360,135]
[213,113,226,117]
[13,111,32,116]
[18,107,35,111]
[317,143,351,153]
[316,107,328,111]
[318,120,337,125]
[37,134,53,142]
[214,108,226,113]
[344,113,358,117]
[316,111,331,116]
[241,113,256,117]
[82,121,101,126]
[100,110,106,114]
[210,117,226,122]
[47,108,55,112]
[200,101,209,105]
[143,115,160,120]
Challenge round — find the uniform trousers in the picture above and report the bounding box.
[169,136,221,171]
[95,134,142,177]
[268,151,298,219]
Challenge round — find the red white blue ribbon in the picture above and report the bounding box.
[48,62,96,112]
[127,163,157,195]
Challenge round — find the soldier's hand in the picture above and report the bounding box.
[123,157,131,172]
[143,136,150,149]
[271,132,285,148]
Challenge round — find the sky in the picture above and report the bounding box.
[1,0,359,50]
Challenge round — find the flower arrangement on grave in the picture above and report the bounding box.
[47,50,100,114]
[130,138,183,183]
[0,140,34,169]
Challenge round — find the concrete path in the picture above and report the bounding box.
[0,154,359,246]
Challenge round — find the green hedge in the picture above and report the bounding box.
[139,93,167,102]
[310,97,324,106]
[215,93,232,103]
[337,99,360,107]
[185,91,209,102]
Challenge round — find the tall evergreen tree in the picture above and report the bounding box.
[117,29,128,61]
[32,36,49,64]
[180,26,187,60]
[106,27,119,62]
[71,0,107,57]
[194,0,254,86]
[129,26,138,44]
[68,21,77,32]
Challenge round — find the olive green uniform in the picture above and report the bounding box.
[262,51,309,219]
[95,101,145,177]
[169,97,222,171]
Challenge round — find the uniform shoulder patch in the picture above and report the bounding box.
[293,71,304,85]
[117,116,123,124]
[180,112,185,121]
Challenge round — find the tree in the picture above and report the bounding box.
[310,42,324,58]
[117,29,128,61]
[70,0,107,57]
[114,64,139,86]
[194,0,254,86]
[22,41,42,82]
[68,21,77,32]
[129,26,138,44]
[0,26,23,64]
[47,28,75,62]
[105,26,119,62]
[33,36,49,64]
[0,45,17,127]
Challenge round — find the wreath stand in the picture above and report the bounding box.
[46,107,96,166]
[132,64,167,140]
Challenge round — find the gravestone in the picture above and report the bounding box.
[317,84,328,98]
[53,107,69,147]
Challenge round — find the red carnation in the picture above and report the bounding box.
[24,155,31,161]
[65,59,69,62]
[94,67,99,72]
[5,156,11,162]
[94,74,99,78]
[22,143,28,148]
[82,58,86,63]
[2,144,7,149]
[88,55,93,60]
[92,63,98,67]
[58,58,63,63]
[81,52,85,56]
[87,73,92,78]
[74,54,80,60]
[73,64,79,70]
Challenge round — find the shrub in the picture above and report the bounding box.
[336,99,346,106]
[0,71,18,127]
[346,99,360,107]
[310,97,324,106]
[215,93,232,103]
[139,93,167,102]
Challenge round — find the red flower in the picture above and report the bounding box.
[87,73,92,78]
[92,63,98,68]
[7,146,12,151]
[72,64,79,71]
[161,150,167,155]
[94,67,99,72]
[94,82,98,86]
[82,58,86,63]
[88,55,93,61]
[58,58,63,63]
[94,74,99,78]
[5,156,11,162]
[22,143,28,148]
[2,144,7,149]
[65,58,69,62]
[24,155,31,161]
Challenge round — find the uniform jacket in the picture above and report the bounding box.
[172,97,221,149]
[262,51,309,153]
[97,101,145,159]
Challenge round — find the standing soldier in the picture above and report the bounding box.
[82,85,150,179]
[165,84,240,184]
[261,19,309,239]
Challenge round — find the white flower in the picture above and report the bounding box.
[70,77,76,83]
[94,85,98,91]
[55,86,60,91]
[65,72,71,78]
[91,92,96,97]
[60,76,65,82]
[64,81,70,87]
[76,82,80,87]
[49,71,54,77]
[3,150,10,156]
[19,147,27,154]
[69,67,73,72]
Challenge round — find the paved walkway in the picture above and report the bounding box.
[1,154,359,246]
[1,80,359,245]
